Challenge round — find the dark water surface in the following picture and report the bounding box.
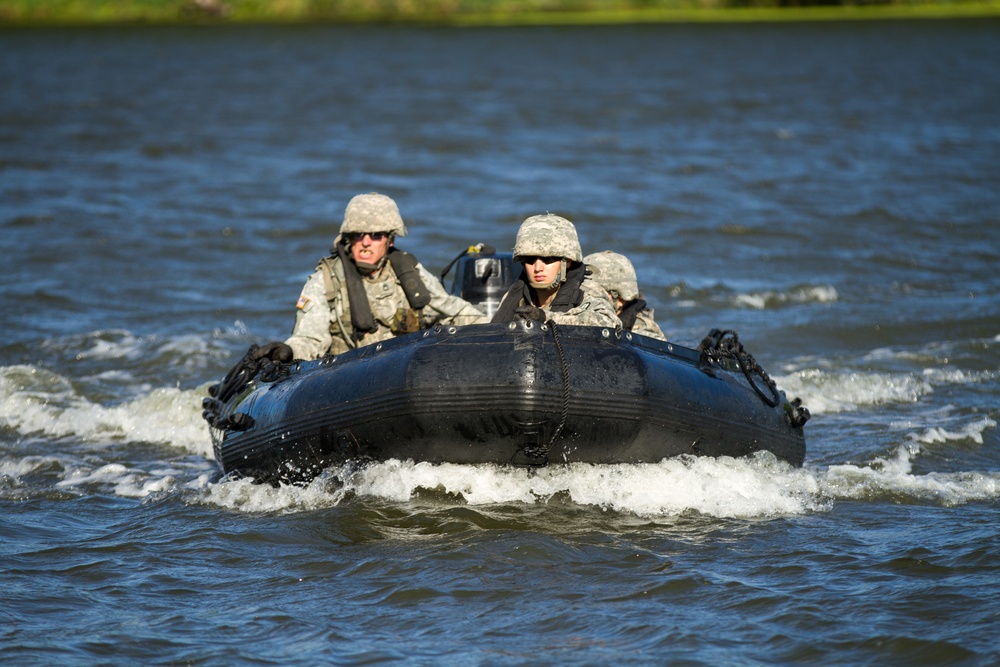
[2,20,1000,666]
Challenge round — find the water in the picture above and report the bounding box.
[2,20,999,665]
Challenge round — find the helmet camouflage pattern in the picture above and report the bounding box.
[584,250,640,302]
[339,193,408,237]
[512,214,583,263]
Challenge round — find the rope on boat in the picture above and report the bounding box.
[203,344,291,432]
[697,328,781,407]
[547,320,572,450]
[515,319,571,466]
[696,328,810,428]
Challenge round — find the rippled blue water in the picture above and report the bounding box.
[2,20,999,666]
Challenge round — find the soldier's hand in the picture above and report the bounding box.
[514,305,547,323]
[252,341,294,363]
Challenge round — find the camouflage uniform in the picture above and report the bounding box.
[285,194,488,360]
[285,258,487,359]
[584,250,667,341]
[547,279,621,327]
[629,309,667,341]
[492,214,620,328]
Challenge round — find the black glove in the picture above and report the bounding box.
[252,341,294,363]
[514,305,547,323]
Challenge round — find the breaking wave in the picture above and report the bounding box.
[0,364,213,457]
[731,285,839,310]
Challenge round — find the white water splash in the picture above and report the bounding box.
[191,447,1000,518]
[0,452,217,502]
[910,416,997,446]
[57,462,180,499]
[201,475,351,513]
[338,453,825,518]
[0,364,214,457]
[3,329,996,516]
[6,439,998,517]
[822,443,1000,506]
[775,368,933,414]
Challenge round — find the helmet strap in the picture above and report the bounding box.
[528,259,568,291]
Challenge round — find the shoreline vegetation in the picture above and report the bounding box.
[3,1,1000,27]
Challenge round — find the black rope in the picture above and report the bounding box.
[547,320,571,451]
[518,320,571,464]
[697,328,781,408]
[257,359,292,384]
[204,344,292,431]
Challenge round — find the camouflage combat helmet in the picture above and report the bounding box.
[584,250,640,302]
[339,193,407,237]
[512,214,583,263]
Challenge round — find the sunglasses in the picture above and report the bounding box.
[521,256,561,265]
[345,232,390,243]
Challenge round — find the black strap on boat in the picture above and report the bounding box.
[697,328,781,408]
[512,320,571,467]
[209,344,261,404]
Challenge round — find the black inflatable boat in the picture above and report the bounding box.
[203,248,808,484]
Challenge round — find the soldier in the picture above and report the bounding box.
[584,250,667,341]
[491,214,620,327]
[255,193,488,362]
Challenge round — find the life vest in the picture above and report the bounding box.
[491,262,587,323]
[317,247,431,345]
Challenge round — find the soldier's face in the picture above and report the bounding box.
[523,256,561,289]
[349,232,391,266]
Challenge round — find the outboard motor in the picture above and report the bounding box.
[440,243,517,319]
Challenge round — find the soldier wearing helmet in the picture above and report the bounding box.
[584,251,667,341]
[491,214,619,327]
[255,193,488,362]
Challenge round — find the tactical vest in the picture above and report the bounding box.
[317,249,431,347]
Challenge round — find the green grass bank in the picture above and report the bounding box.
[3,0,1000,26]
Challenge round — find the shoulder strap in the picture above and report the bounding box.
[317,255,359,350]
[386,248,432,309]
[549,262,586,313]
[335,243,378,337]
[491,273,530,323]
[317,256,341,305]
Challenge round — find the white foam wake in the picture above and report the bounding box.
[6,444,997,518]
[0,364,214,457]
[823,442,999,506]
[193,447,1000,517]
